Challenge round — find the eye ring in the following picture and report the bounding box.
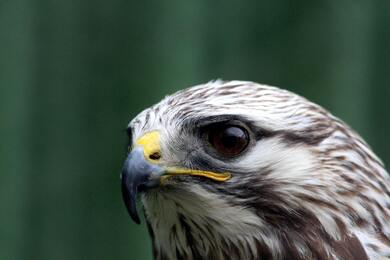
[207,124,249,157]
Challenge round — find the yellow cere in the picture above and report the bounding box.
[135,131,161,163]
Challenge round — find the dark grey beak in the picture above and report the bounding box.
[121,148,163,224]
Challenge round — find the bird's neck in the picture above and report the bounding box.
[142,185,371,260]
[142,188,266,260]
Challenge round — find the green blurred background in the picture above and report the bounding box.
[1,1,389,259]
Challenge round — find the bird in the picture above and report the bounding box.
[121,80,390,260]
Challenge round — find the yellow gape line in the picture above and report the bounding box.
[162,167,231,183]
[136,131,161,163]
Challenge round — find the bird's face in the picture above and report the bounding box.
[121,81,390,260]
[122,81,334,229]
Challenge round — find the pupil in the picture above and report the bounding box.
[222,131,240,148]
[218,126,247,153]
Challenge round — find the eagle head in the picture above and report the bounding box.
[121,81,390,260]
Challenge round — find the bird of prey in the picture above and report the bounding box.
[121,80,390,260]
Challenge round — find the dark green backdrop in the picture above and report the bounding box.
[1,1,389,259]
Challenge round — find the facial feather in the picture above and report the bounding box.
[125,80,390,260]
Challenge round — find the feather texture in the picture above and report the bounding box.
[127,81,390,259]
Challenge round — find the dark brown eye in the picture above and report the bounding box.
[208,125,249,157]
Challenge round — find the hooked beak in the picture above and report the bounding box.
[121,147,164,224]
[121,131,231,224]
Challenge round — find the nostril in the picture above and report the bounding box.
[149,152,161,161]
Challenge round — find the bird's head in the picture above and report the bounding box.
[121,80,388,259]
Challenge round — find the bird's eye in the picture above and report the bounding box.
[208,125,249,157]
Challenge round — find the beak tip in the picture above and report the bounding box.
[131,213,141,225]
[123,196,142,225]
[121,179,142,225]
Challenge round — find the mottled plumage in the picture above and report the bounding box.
[123,80,390,259]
